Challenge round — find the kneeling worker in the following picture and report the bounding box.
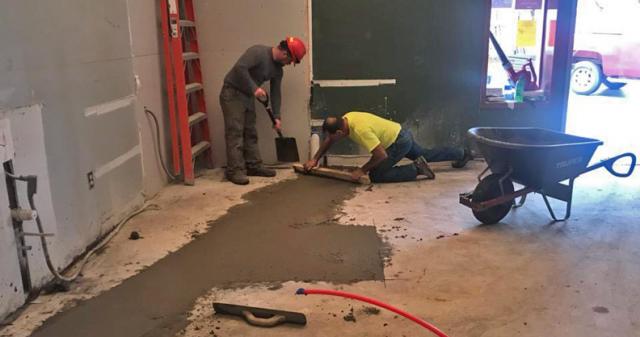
[303,112,472,183]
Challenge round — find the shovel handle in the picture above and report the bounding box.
[258,95,284,138]
[241,310,286,327]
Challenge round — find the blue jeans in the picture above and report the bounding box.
[368,128,463,183]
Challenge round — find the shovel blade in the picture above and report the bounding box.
[275,137,299,162]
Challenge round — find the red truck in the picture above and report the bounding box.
[571,0,640,95]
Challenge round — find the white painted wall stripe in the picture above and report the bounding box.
[84,95,135,117]
[312,79,397,87]
[94,145,141,179]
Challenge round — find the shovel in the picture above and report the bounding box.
[258,95,300,162]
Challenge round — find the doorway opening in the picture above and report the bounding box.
[565,0,640,162]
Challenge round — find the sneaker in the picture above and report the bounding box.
[451,148,473,168]
[247,166,276,177]
[226,171,249,185]
[414,156,435,179]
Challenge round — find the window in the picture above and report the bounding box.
[483,0,558,103]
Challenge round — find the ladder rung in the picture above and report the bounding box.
[180,20,195,28]
[188,112,207,126]
[182,52,199,61]
[185,83,203,94]
[191,141,210,158]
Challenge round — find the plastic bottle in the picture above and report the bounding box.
[503,84,514,102]
[514,76,525,103]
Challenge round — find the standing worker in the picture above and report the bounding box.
[220,37,306,185]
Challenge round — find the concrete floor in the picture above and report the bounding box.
[2,160,639,337]
[0,170,296,337]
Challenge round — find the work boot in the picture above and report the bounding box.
[452,147,473,168]
[226,171,249,185]
[246,166,276,177]
[415,156,435,180]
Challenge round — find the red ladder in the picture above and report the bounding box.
[160,0,213,185]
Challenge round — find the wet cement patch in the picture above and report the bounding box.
[30,176,386,337]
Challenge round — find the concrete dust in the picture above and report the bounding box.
[361,306,381,315]
[128,231,142,240]
[592,306,609,314]
[29,176,386,337]
[342,308,356,322]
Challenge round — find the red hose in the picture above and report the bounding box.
[296,288,450,337]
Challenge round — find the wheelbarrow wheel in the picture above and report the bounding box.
[471,174,515,225]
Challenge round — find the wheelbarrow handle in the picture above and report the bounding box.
[257,94,284,138]
[584,152,636,178]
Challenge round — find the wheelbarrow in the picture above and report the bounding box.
[459,127,636,224]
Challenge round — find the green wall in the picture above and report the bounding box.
[311,0,576,151]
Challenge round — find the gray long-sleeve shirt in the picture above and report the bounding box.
[223,45,284,118]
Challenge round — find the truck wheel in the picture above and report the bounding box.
[571,60,602,95]
[471,174,515,225]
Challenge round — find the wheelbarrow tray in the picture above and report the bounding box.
[468,127,602,188]
[462,127,635,223]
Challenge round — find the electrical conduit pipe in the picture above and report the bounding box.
[6,172,158,284]
[296,288,451,337]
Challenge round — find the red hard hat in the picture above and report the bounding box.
[285,37,306,64]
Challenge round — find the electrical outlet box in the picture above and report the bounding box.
[87,171,95,189]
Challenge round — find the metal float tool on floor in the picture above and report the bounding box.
[213,302,307,327]
[292,164,371,184]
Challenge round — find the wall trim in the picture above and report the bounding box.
[84,95,135,117]
[312,79,397,87]
[95,145,141,179]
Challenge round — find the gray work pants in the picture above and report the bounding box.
[220,85,262,175]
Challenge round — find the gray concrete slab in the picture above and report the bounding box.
[179,161,640,337]
[27,175,385,337]
[2,160,639,337]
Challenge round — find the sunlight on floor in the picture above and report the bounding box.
[566,80,640,162]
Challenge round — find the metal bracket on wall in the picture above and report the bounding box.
[3,161,32,295]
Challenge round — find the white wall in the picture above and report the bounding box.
[127,0,174,197]
[0,140,25,320]
[1,105,62,290]
[195,0,311,166]
[0,1,153,320]
[0,104,82,320]
[0,0,311,320]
